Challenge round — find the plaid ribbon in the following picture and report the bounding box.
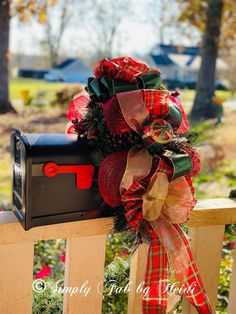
[142,90,169,118]
[172,224,212,313]
[143,237,169,314]
[143,90,183,132]
[94,57,160,82]
[121,158,212,314]
[86,57,162,102]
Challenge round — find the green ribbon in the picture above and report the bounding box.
[86,72,162,102]
[163,103,182,131]
[162,149,193,181]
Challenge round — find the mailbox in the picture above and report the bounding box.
[11,130,111,230]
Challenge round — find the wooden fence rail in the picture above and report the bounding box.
[0,198,236,314]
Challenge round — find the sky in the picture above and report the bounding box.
[10,17,158,56]
[9,0,201,59]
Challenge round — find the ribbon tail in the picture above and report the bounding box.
[142,237,168,314]
[172,224,212,314]
[150,218,212,314]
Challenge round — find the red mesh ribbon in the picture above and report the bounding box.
[181,147,201,177]
[103,97,132,134]
[67,95,89,122]
[98,151,128,207]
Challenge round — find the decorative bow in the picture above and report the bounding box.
[111,89,211,313]
[66,56,212,314]
[120,148,212,313]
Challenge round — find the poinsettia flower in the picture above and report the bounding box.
[34,266,52,279]
[60,254,66,263]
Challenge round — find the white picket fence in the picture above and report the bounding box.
[0,198,236,314]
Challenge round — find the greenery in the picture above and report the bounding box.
[102,233,131,314]
[33,281,63,314]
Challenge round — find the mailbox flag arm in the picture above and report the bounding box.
[43,162,94,189]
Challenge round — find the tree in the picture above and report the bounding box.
[177,0,236,121]
[0,0,58,114]
[190,0,223,120]
[43,0,74,66]
[0,0,15,113]
[80,0,133,63]
[148,0,182,45]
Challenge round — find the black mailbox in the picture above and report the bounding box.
[11,130,109,230]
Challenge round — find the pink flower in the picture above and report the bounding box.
[34,266,52,279]
[60,254,66,263]
[122,249,128,256]
[229,242,235,249]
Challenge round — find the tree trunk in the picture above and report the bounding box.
[0,1,15,114]
[190,0,223,121]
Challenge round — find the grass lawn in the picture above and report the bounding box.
[10,78,235,104]
[179,89,236,103]
[10,78,66,100]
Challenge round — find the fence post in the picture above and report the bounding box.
[127,243,149,314]
[0,241,34,314]
[182,225,225,313]
[63,234,107,314]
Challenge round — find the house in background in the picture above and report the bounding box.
[145,44,228,88]
[44,58,93,83]
[12,54,50,79]
[18,68,49,80]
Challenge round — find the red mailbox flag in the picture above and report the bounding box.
[43,162,94,189]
